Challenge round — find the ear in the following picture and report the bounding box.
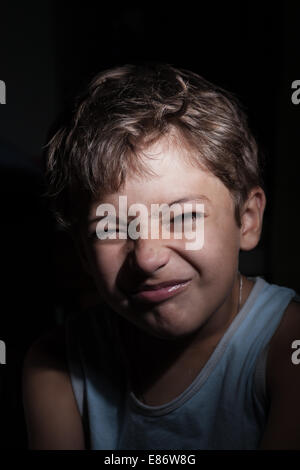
[240,186,266,251]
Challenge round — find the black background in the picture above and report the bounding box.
[0,1,299,449]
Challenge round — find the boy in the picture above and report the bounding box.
[22,63,300,450]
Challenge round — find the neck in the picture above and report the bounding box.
[121,274,254,399]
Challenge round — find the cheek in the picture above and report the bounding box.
[184,216,240,272]
[87,244,122,289]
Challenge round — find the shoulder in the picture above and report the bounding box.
[260,299,300,448]
[266,299,300,394]
[23,324,69,387]
[22,325,85,449]
[24,324,66,369]
[266,300,300,378]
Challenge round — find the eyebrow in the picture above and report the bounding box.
[168,194,211,206]
[87,195,211,225]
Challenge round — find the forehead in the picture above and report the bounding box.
[122,137,232,206]
[90,136,234,217]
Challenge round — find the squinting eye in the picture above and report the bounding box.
[171,212,204,224]
[88,226,127,240]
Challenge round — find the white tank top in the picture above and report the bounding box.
[65,276,300,449]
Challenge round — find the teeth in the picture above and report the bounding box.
[167,282,186,292]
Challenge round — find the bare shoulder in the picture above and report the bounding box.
[24,324,67,371]
[22,324,85,450]
[266,299,300,392]
[260,299,300,448]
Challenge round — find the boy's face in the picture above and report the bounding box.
[83,136,243,341]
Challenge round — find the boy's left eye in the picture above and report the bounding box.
[170,211,203,224]
[163,211,205,233]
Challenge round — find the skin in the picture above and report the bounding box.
[22,134,300,449]
[83,136,263,340]
[80,135,265,403]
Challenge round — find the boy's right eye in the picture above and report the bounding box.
[88,226,127,240]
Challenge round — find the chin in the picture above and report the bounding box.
[141,310,202,342]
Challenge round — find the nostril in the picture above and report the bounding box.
[128,241,170,275]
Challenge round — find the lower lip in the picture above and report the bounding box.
[131,280,192,303]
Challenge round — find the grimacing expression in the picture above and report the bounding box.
[82,137,248,340]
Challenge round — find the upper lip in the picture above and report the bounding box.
[130,279,191,294]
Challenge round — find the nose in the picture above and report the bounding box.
[128,238,170,274]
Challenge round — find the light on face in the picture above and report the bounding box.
[92,197,205,250]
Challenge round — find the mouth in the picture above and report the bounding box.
[129,279,192,303]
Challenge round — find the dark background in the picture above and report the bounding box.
[0,1,299,449]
